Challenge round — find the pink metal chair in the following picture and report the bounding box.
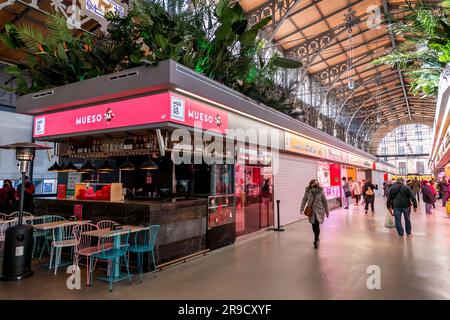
[73,223,112,286]
[96,220,118,230]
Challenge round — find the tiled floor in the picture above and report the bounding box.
[1,198,450,299]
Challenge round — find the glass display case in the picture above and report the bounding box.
[208,194,235,230]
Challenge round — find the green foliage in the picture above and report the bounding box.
[0,0,303,118]
[373,0,450,97]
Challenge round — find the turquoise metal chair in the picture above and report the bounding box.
[29,215,46,259]
[128,225,160,282]
[89,228,131,291]
[39,215,65,260]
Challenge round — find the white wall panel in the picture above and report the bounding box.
[273,153,317,226]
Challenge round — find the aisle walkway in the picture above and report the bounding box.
[1,198,450,299]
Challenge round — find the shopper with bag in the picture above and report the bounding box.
[342,177,351,209]
[387,178,418,237]
[363,178,378,214]
[300,179,329,249]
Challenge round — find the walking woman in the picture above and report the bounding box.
[363,178,378,214]
[351,179,362,205]
[421,181,436,214]
[300,179,329,249]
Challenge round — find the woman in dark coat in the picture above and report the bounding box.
[300,179,329,249]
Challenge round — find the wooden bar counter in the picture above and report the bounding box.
[34,197,208,265]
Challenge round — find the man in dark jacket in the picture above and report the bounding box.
[387,178,418,237]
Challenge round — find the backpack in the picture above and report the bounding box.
[366,186,374,196]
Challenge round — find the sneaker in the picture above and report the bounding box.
[398,235,404,238]
[365,210,368,214]
[344,207,349,209]
[313,242,318,249]
[407,234,413,238]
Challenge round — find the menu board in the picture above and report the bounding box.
[317,162,331,187]
[68,172,82,190]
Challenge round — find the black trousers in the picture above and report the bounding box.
[312,220,320,242]
[365,196,375,211]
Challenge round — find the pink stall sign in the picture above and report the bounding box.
[33,92,228,138]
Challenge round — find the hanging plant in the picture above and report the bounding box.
[373,0,450,97]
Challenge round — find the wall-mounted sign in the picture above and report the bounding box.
[33,92,228,138]
[285,132,326,158]
[326,146,348,163]
[348,154,372,169]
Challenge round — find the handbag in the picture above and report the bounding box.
[303,192,318,217]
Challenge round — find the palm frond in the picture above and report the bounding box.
[16,24,45,51]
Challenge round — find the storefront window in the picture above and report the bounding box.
[235,146,274,237]
[213,164,233,195]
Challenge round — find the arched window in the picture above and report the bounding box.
[376,124,432,156]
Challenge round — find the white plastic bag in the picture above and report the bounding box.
[385,211,395,228]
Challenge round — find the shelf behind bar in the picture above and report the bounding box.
[58,148,159,159]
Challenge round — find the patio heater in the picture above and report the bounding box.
[0,142,52,281]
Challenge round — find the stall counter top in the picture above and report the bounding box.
[36,197,208,207]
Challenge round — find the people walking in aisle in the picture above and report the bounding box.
[351,179,362,205]
[342,177,351,209]
[429,179,438,209]
[440,177,448,207]
[421,180,436,214]
[387,178,418,237]
[363,178,378,214]
[300,179,329,249]
[0,179,16,214]
[411,178,421,204]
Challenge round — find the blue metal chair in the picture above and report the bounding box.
[29,215,46,259]
[39,215,65,260]
[89,228,131,291]
[128,225,160,282]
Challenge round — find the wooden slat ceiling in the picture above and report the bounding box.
[0,0,101,64]
[241,0,439,129]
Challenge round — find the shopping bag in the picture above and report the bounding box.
[385,211,395,228]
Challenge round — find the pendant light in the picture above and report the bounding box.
[78,160,97,173]
[119,158,135,171]
[98,160,115,173]
[48,161,62,172]
[61,161,78,172]
[140,156,158,170]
